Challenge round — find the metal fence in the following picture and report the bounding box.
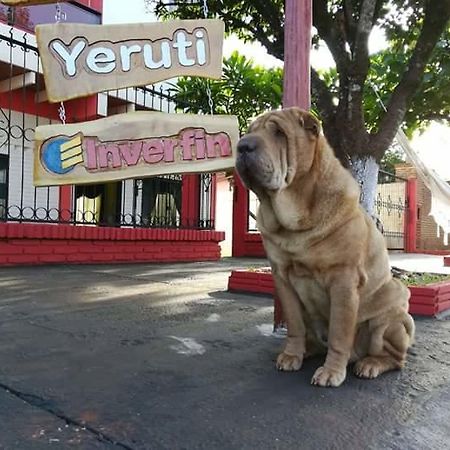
[0,25,214,230]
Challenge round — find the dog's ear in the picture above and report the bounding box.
[301,112,320,137]
[290,107,320,137]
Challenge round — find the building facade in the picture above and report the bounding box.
[0,1,224,266]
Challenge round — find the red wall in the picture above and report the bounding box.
[232,177,265,257]
[73,0,103,13]
[0,223,224,266]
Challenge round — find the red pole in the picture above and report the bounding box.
[405,178,418,253]
[232,176,249,257]
[283,0,312,109]
[274,0,312,327]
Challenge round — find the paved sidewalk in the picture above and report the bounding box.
[0,258,449,449]
[389,252,450,274]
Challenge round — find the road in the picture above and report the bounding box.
[0,259,449,449]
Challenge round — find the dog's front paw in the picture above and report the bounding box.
[276,352,303,371]
[311,365,346,387]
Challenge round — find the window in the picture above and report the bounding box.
[75,183,122,226]
[0,3,101,34]
[0,155,8,220]
[141,175,182,228]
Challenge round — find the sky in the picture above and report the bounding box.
[102,0,333,69]
[102,0,450,180]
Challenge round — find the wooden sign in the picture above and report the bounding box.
[36,20,225,103]
[1,0,61,5]
[34,112,238,186]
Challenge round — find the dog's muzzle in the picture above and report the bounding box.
[235,135,261,185]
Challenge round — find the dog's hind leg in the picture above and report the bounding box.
[354,311,414,379]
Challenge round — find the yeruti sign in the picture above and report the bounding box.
[36,20,224,102]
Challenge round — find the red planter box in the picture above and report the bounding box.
[408,281,450,316]
[228,269,450,319]
[228,268,274,294]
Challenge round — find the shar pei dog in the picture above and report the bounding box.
[236,107,414,387]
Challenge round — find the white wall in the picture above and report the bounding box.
[0,111,59,219]
[122,179,137,221]
[102,0,156,24]
[102,0,176,113]
[215,174,233,257]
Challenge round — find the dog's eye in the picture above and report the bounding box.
[275,127,285,138]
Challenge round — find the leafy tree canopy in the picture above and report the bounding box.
[157,0,450,167]
[171,51,282,133]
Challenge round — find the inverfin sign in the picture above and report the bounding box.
[34,112,238,186]
[36,20,225,103]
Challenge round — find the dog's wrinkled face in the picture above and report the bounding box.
[236,107,320,193]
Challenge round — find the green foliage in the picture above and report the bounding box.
[402,273,450,287]
[157,0,450,161]
[379,146,405,174]
[155,1,285,57]
[312,33,450,137]
[171,51,283,133]
[364,29,450,137]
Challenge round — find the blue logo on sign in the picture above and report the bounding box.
[41,134,84,175]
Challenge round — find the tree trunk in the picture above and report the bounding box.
[349,155,379,216]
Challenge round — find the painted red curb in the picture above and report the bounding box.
[228,269,450,319]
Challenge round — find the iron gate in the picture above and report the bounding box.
[375,170,407,250]
[247,170,408,250]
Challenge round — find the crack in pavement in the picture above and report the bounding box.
[0,382,135,450]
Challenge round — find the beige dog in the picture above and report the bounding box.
[236,107,414,387]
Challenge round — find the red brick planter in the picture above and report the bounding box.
[408,281,450,316]
[0,223,225,266]
[228,268,274,295]
[228,269,450,319]
[228,268,282,325]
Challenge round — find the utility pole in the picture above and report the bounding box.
[283,0,312,109]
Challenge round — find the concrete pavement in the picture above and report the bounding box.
[0,258,449,449]
[389,252,450,274]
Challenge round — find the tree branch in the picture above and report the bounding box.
[371,0,450,157]
[313,0,351,72]
[252,0,284,53]
[353,0,378,81]
[372,0,386,27]
[344,0,357,50]
[311,68,341,155]
[311,68,336,123]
